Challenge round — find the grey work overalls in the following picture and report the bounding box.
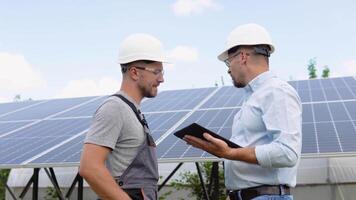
[113,94,159,200]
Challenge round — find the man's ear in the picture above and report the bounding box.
[128,67,140,81]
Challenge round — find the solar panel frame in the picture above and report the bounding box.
[0,76,356,168]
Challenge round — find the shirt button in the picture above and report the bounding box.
[118,181,123,186]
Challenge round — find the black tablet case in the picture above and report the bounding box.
[174,123,241,148]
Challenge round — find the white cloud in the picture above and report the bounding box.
[343,60,356,75]
[168,46,199,62]
[0,52,46,91]
[0,96,9,103]
[172,0,222,16]
[55,77,121,98]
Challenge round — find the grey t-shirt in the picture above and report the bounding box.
[84,91,145,177]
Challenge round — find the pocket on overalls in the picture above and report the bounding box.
[124,188,144,200]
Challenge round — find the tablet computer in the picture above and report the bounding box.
[174,123,241,148]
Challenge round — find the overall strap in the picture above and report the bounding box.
[112,94,149,129]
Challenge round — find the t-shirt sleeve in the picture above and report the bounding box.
[84,99,123,150]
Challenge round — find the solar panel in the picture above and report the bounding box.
[0,76,355,168]
[142,88,216,112]
[0,96,96,121]
[0,100,45,116]
[157,108,239,160]
[24,88,217,166]
[0,118,90,167]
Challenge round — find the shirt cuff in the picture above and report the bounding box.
[255,145,272,168]
[84,137,115,150]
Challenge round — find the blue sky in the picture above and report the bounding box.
[1,0,355,102]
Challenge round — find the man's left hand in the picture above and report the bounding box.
[183,133,232,158]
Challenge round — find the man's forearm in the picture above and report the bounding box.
[226,147,258,164]
[80,167,131,200]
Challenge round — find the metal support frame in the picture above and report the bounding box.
[196,162,210,200]
[207,162,220,199]
[158,162,183,191]
[44,168,65,200]
[19,168,40,200]
[5,183,18,200]
[66,172,84,200]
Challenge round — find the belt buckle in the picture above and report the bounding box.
[227,190,238,200]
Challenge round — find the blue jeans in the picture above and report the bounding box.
[252,195,293,200]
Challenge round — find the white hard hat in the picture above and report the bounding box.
[118,33,167,64]
[217,23,275,61]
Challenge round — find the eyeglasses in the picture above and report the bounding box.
[224,51,242,67]
[133,66,164,76]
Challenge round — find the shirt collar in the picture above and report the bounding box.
[244,71,275,93]
[116,90,140,109]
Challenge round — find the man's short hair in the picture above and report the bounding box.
[121,60,156,73]
[228,45,271,57]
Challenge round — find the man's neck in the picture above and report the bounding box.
[245,65,269,85]
[120,83,143,105]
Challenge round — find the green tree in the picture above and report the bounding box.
[308,58,317,79]
[170,162,226,200]
[0,169,10,200]
[322,66,330,78]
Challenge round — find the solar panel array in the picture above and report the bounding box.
[0,76,355,168]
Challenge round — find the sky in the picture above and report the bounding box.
[0,0,356,103]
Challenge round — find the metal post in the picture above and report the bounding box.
[32,168,39,200]
[78,175,83,200]
[196,162,210,200]
[66,173,80,198]
[158,162,183,191]
[44,168,64,200]
[212,162,219,200]
[5,183,18,200]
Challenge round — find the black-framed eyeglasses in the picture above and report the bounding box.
[133,66,164,76]
[224,52,242,67]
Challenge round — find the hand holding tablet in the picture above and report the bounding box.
[174,123,241,148]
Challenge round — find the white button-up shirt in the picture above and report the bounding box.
[225,71,302,190]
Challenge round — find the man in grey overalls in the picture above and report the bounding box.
[79,33,167,200]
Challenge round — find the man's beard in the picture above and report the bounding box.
[232,78,245,88]
[139,84,156,98]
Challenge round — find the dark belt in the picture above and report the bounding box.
[228,185,290,200]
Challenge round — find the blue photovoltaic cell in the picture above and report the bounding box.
[0,97,95,121]
[55,96,106,118]
[310,89,325,102]
[344,77,356,86]
[157,108,239,159]
[145,111,188,140]
[0,118,90,166]
[313,103,332,122]
[315,122,341,153]
[200,86,244,108]
[142,88,216,112]
[302,104,313,123]
[309,79,321,89]
[337,87,355,100]
[0,121,35,137]
[297,90,312,102]
[332,77,348,88]
[335,121,356,152]
[323,88,340,101]
[288,81,298,90]
[320,78,334,89]
[0,100,43,116]
[328,102,350,121]
[297,80,309,90]
[301,123,317,153]
[30,134,86,164]
[344,101,356,120]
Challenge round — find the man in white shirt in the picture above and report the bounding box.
[184,23,302,200]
